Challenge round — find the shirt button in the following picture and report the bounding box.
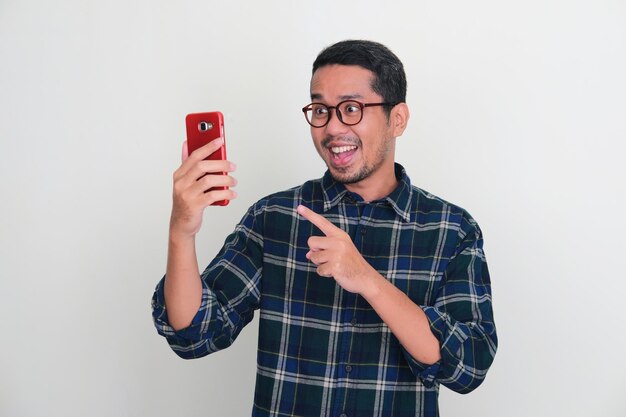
[360,228,367,235]
[345,365,352,373]
[350,318,357,326]
[340,413,348,417]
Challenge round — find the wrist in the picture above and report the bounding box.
[360,268,385,301]
[168,228,196,248]
[169,214,199,240]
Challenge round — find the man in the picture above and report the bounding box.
[152,40,497,417]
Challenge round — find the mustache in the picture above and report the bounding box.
[321,136,362,148]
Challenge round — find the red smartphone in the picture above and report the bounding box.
[185,111,229,206]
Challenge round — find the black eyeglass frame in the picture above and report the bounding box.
[301,100,397,128]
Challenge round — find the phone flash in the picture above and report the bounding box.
[198,121,213,131]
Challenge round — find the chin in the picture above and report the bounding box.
[329,166,369,185]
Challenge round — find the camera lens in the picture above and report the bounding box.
[198,121,213,131]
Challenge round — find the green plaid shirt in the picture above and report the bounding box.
[152,164,497,417]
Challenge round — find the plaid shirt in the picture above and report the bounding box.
[152,164,497,417]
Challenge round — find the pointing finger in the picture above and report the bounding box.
[297,205,341,237]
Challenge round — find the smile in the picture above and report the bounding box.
[326,144,358,168]
[330,145,357,155]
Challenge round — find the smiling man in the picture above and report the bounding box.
[152,40,497,417]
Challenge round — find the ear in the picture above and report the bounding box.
[390,103,410,137]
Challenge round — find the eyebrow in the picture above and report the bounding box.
[310,93,365,101]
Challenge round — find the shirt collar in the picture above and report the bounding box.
[321,163,413,222]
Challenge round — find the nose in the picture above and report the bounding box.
[324,108,350,136]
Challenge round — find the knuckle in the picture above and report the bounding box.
[188,150,203,163]
[178,189,192,203]
[199,173,212,186]
[173,181,184,195]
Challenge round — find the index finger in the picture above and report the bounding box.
[188,137,225,161]
[179,136,225,173]
[297,205,340,237]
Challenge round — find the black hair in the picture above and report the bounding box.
[312,40,407,114]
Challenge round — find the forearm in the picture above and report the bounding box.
[297,205,442,364]
[363,272,441,365]
[164,232,203,331]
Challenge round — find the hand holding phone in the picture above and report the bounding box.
[185,111,230,206]
[165,113,236,331]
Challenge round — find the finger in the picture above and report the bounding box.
[196,172,237,190]
[196,159,237,175]
[178,159,235,188]
[297,205,340,237]
[307,249,330,266]
[182,140,189,162]
[189,173,237,195]
[188,137,225,161]
[201,188,238,205]
[316,265,333,278]
[307,236,332,251]
[177,138,226,178]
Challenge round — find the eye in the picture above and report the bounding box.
[312,105,329,116]
[343,102,361,114]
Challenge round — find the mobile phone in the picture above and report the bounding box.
[185,111,229,206]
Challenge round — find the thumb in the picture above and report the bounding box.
[182,140,189,162]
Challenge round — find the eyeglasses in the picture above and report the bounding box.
[302,100,395,128]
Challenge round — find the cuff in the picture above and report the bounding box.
[151,277,213,345]
[402,306,468,387]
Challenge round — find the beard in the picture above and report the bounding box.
[330,162,377,184]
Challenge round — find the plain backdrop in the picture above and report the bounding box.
[1,1,625,416]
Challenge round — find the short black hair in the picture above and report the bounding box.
[312,40,407,114]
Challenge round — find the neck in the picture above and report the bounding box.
[344,164,398,202]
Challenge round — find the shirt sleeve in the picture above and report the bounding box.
[151,202,265,359]
[402,212,498,393]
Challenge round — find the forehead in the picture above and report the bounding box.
[310,64,378,100]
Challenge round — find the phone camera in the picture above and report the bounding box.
[199,121,213,132]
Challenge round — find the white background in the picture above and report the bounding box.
[1,1,625,416]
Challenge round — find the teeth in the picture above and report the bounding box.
[330,145,357,154]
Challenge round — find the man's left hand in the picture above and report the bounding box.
[297,205,380,296]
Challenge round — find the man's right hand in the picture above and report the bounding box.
[169,137,238,239]
[164,137,237,331]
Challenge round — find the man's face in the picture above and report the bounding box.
[309,65,396,186]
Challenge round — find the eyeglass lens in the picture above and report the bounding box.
[305,101,363,127]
